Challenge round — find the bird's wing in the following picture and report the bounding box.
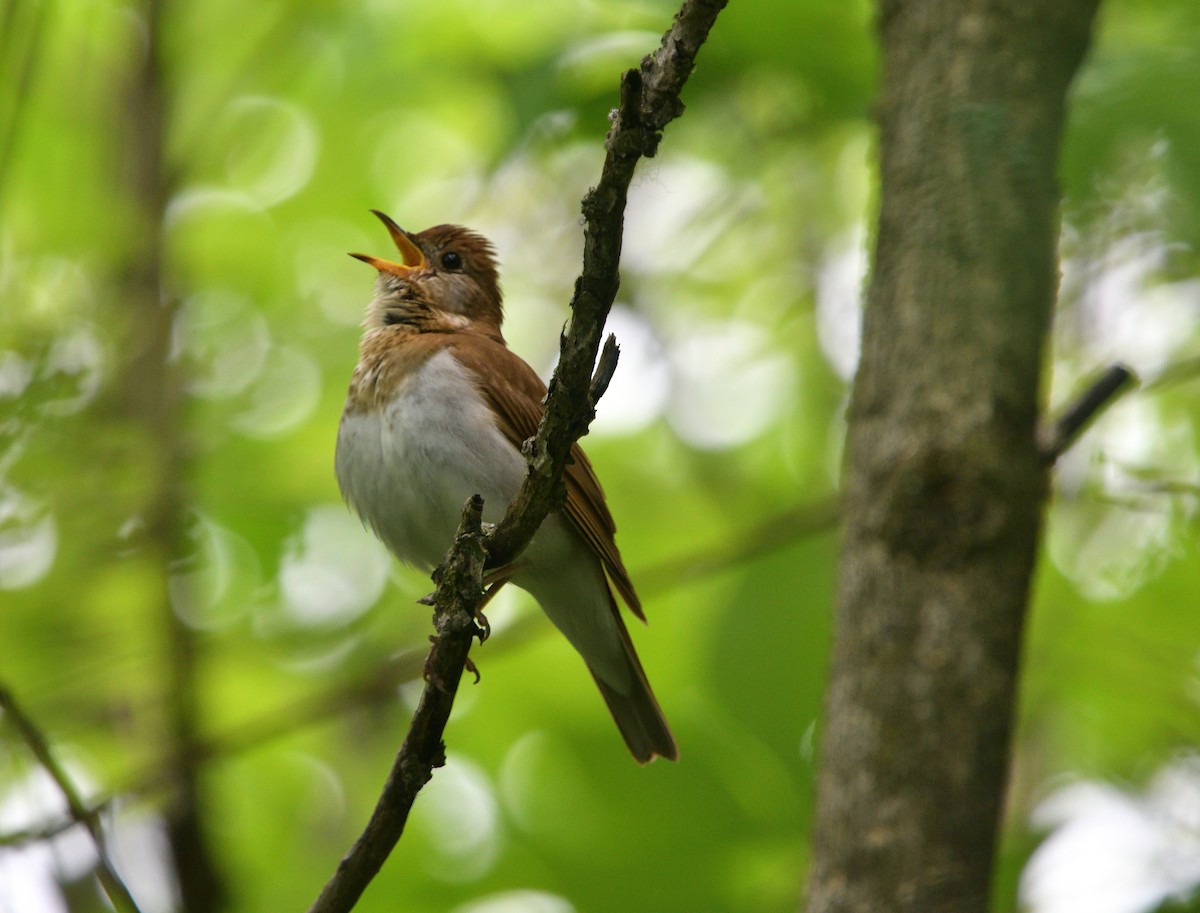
[448,334,644,620]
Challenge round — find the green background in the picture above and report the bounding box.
[2,1,1200,911]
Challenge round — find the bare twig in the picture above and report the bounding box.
[588,334,621,406]
[0,685,143,913]
[305,3,727,911]
[1039,363,1137,462]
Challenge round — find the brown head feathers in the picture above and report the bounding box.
[352,214,505,336]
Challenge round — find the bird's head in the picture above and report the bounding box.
[350,211,504,334]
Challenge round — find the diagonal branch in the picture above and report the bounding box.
[304,3,728,912]
[0,685,143,913]
[1038,363,1137,462]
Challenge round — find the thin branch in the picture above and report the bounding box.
[304,3,727,911]
[1039,363,1137,462]
[588,334,621,405]
[0,685,143,913]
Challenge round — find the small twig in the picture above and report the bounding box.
[0,685,143,913]
[1039,363,1137,462]
[588,334,621,407]
[0,808,108,848]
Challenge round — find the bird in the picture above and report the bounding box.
[335,210,678,764]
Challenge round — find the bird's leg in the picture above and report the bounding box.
[481,563,522,587]
[451,561,522,640]
[417,556,525,649]
[470,567,523,642]
[421,636,482,688]
[422,636,442,688]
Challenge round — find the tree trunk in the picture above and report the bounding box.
[118,2,229,910]
[805,2,1100,911]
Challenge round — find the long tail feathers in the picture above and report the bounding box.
[590,627,678,763]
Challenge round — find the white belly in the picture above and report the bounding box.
[335,347,631,689]
[335,348,526,571]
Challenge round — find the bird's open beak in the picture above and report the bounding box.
[348,210,427,276]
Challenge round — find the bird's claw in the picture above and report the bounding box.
[423,638,481,689]
[423,635,442,688]
[473,607,491,643]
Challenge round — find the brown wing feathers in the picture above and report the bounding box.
[562,449,643,619]
[447,335,643,619]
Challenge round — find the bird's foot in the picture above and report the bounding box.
[422,637,481,688]
[422,636,441,688]
[473,607,491,643]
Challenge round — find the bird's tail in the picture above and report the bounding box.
[590,617,678,764]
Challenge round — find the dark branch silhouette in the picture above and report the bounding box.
[0,685,143,913]
[1039,364,1137,462]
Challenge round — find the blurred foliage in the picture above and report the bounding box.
[1,0,1199,912]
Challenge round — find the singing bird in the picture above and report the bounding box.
[335,210,677,763]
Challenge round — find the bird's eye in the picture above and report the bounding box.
[440,251,463,270]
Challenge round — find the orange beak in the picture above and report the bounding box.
[348,210,427,276]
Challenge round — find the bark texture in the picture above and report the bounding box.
[805,2,1100,912]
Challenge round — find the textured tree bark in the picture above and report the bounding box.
[805,2,1101,912]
